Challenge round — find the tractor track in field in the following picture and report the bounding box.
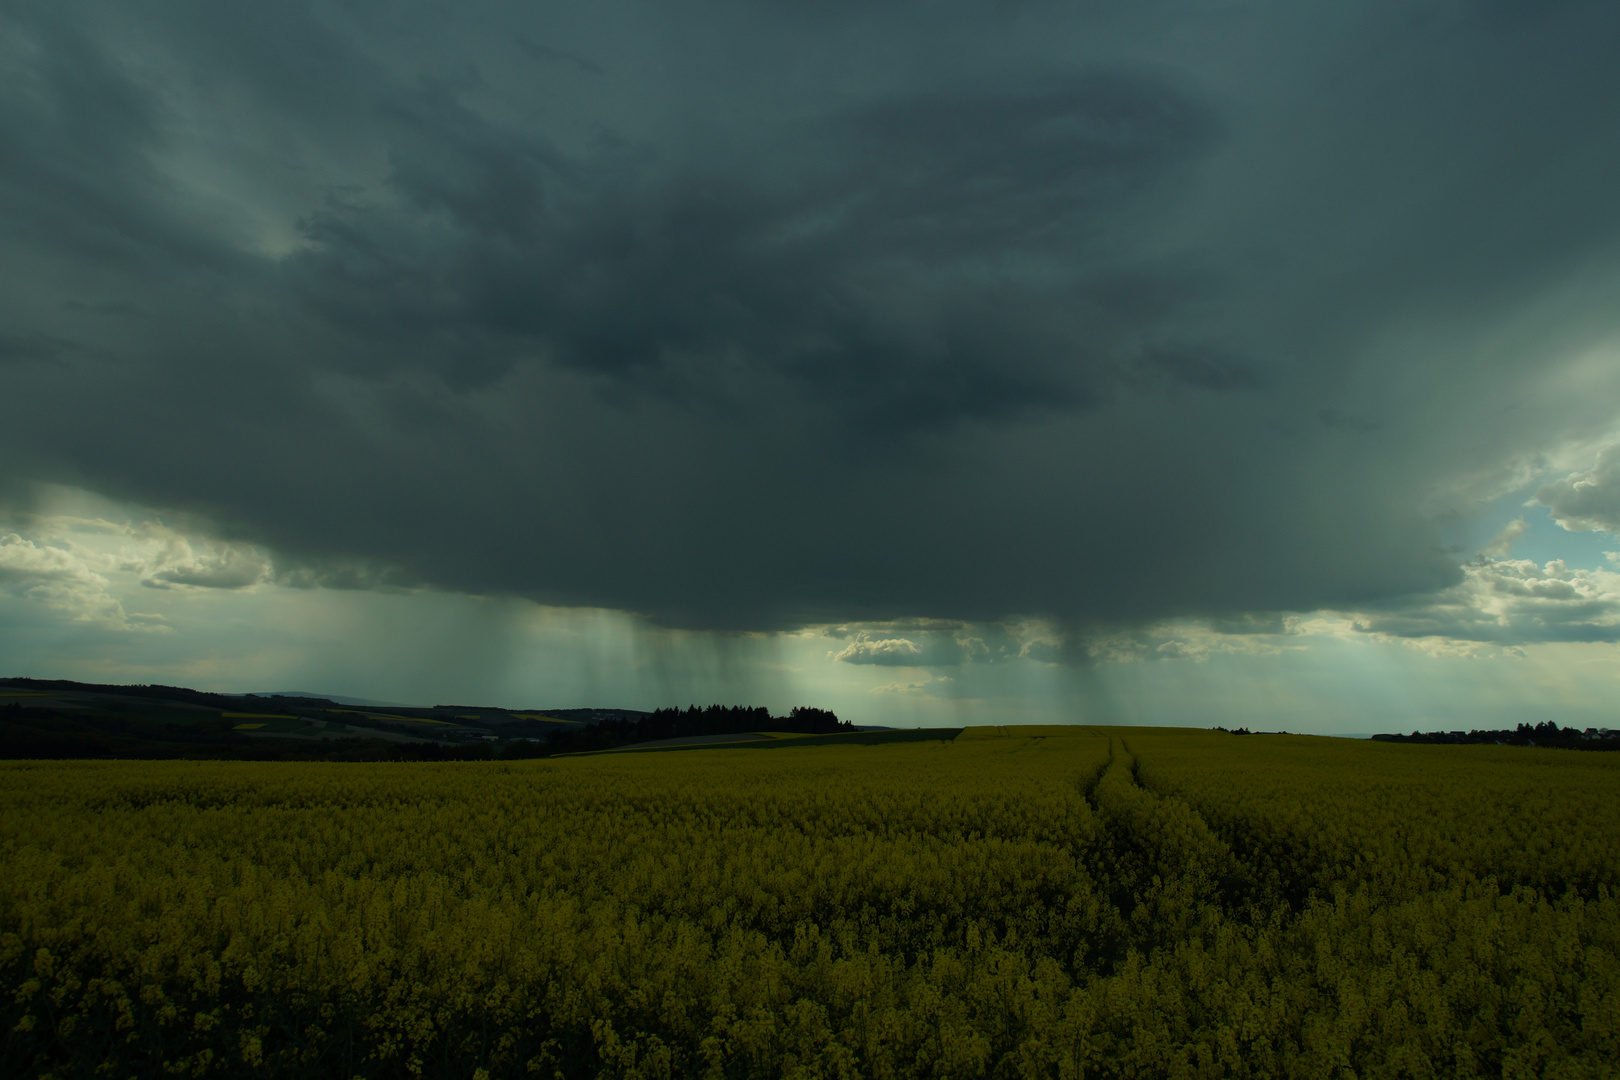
[1071,736,1326,968]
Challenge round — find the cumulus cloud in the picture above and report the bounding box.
[1481,518,1530,558]
[128,526,274,590]
[830,625,1014,666]
[1349,556,1620,646]
[821,615,1301,669]
[1536,446,1620,534]
[1077,553,1620,662]
[146,550,270,589]
[1082,620,1295,666]
[831,637,924,666]
[0,533,148,629]
[0,532,107,594]
[0,509,288,629]
[1156,639,1211,661]
[20,516,276,592]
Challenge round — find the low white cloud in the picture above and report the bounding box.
[1086,620,1295,665]
[133,529,274,590]
[1078,552,1620,664]
[831,636,924,665]
[0,507,285,631]
[12,515,276,592]
[1156,639,1209,661]
[818,531,1620,672]
[1004,618,1065,664]
[149,554,270,589]
[1349,555,1620,646]
[1536,445,1620,534]
[823,616,1294,669]
[1481,517,1530,557]
[0,532,157,630]
[828,627,1005,667]
[824,618,968,637]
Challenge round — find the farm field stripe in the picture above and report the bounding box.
[2,733,1616,1078]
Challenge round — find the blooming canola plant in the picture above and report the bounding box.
[2,728,1616,1077]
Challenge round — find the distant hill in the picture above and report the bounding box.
[0,678,573,758]
[248,690,411,708]
[3,677,852,760]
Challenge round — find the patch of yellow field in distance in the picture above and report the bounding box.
[957,724,1103,739]
[330,708,453,725]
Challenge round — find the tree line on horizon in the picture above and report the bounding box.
[1371,720,1620,750]
[507,704,850,757]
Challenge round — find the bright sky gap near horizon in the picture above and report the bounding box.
[5,1,1620,733]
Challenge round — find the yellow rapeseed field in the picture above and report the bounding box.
[2,730,1616,1078]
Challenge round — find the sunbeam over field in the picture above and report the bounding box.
[3,730,1616,1078]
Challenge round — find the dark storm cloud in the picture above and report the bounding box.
[5,0,1620,636]
[289,67,1213,422]
[0,333,69,366]
[1131,344,1265,394]
[513,39,605,76]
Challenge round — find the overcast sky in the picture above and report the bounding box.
[6,0,1620,731]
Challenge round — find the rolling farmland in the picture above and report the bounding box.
[2,729,1615,1078]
